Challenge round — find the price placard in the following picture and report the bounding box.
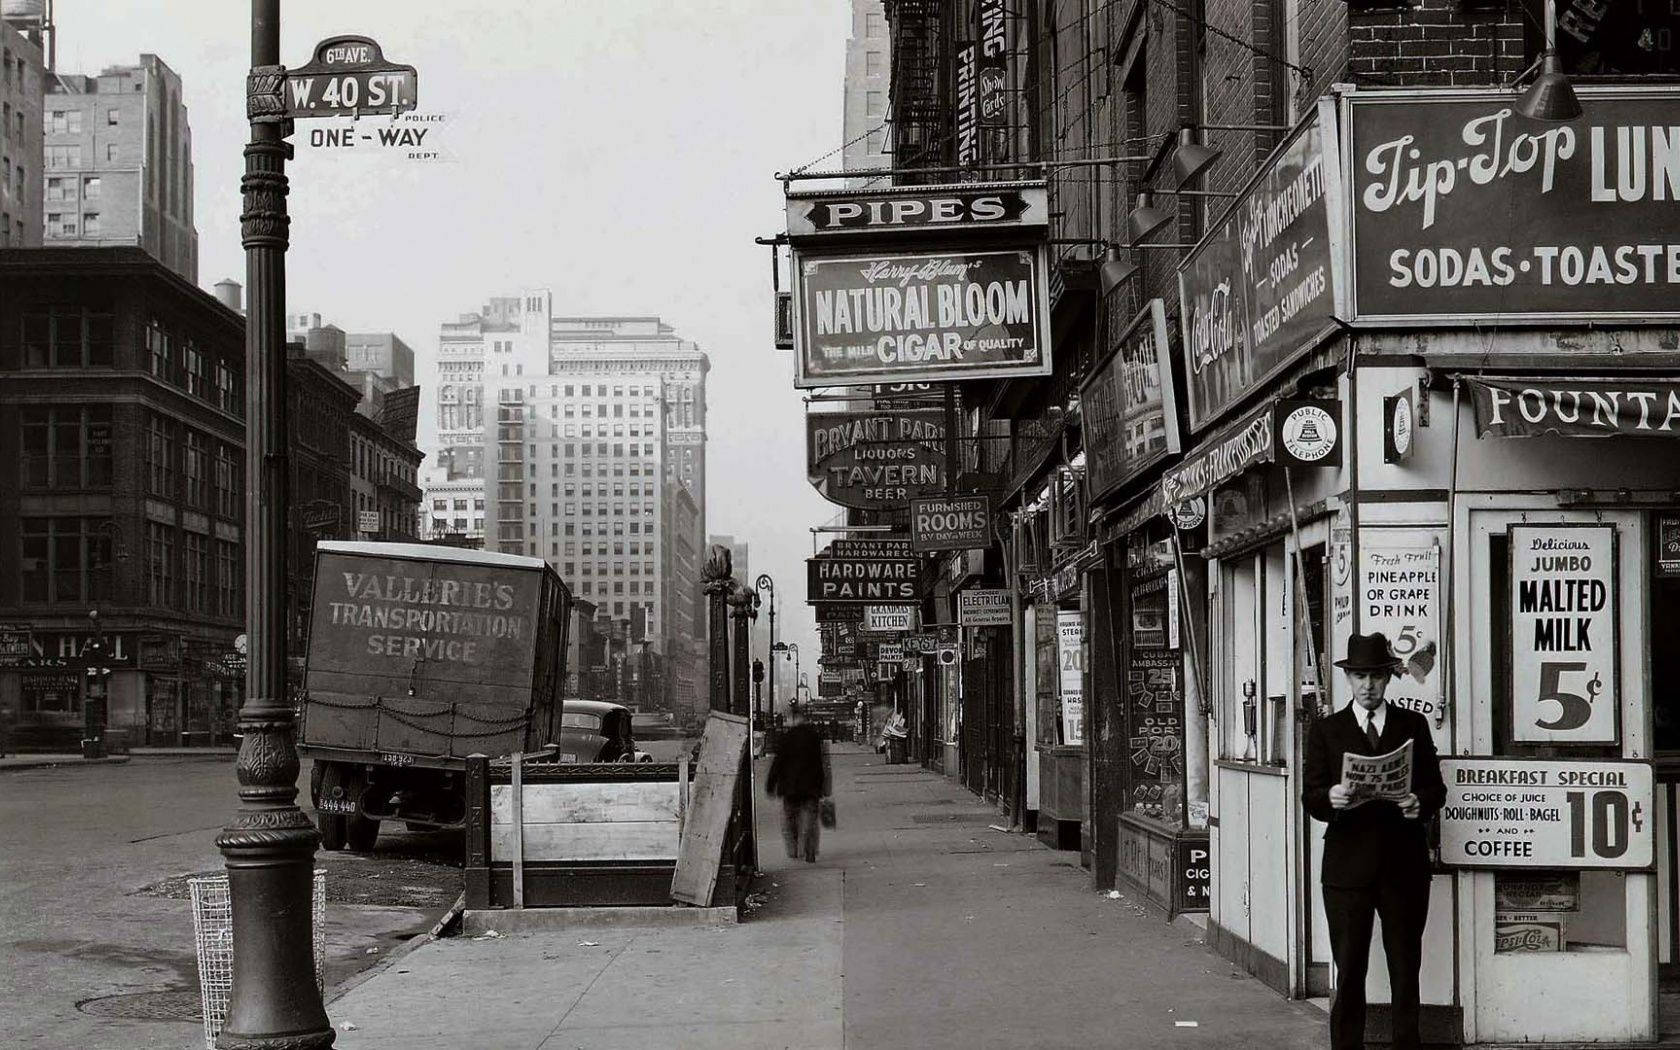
[1509,525,1619,744]
[1440,758,1652,870]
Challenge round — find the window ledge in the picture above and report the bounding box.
[1214,758,1290,777]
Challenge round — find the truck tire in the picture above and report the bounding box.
[315,762,352,851]
[346,814,380,852]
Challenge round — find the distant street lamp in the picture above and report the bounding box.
[773,641,799,712]
[753,574,775,718]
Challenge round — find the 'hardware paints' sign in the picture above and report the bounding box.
[793,248,1053,388]
[1178,98,1346,431]
[807,555,920,603]
[1439,758,1652,870]
[1509,525,1619,744]
[1082,298,1182,501]
[807,410,945,510]
[1345,86,1680,324]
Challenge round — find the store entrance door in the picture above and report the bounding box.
[1646,562,1680,1033]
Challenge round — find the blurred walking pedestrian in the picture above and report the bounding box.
[766,711,831,862]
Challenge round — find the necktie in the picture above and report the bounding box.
[1365,716,1381,751]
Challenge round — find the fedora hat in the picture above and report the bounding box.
[1334,632,1400,674]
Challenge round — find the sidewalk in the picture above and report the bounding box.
[0,747,234,771]
[327,744,1328,1049]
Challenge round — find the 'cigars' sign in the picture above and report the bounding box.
[1346,86,1680,323]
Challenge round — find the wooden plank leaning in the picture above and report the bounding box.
[670,711,750,907]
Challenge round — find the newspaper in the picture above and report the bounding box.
[1341,738,1413,807]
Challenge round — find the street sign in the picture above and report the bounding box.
[285,36,418,118]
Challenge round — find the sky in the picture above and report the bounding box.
[54,0,852,695]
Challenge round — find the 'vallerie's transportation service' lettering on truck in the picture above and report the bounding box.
[320,570,529,660]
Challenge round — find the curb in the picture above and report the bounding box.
[462,905,737,934]
[0,755,131,772]
[325,894,466,1006]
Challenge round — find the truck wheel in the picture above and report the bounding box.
[346,814,380,852]
[318,812,347,851]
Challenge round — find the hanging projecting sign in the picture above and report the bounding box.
[792,247,1053,388]
[785,184,1047,237]
[806,410,945,509]
[1658,517,1680,579]
[1509,525,1619,744]
[1343,86,1680,325]
[280,36,418,118]
[1082,298,1182,502]
[955,39,980,176]
[957,589,1011,627]
[978,0,1009,126]
[1058,610,1086,745]
[1359,545,1444,728]
[1467,377,1680,438]
[826,536,913,560]
[1438,758,1652,870]
[1384,390,1415,463]
[910,495,992,552]
[807,553,921,603]
[1178,97,1347,432]
[814,603,864,623]
[1273,399,1342,468]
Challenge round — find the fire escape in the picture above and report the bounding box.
[885,0,948,185]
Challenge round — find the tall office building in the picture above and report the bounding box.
[417,300,710,717]
[42,54,197,282]
[841,0,890,183]
[0,15,44,247]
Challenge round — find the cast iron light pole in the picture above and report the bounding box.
[215,2,335,1046]
[774,642,799,713]
[753,574,775,720]
[703,546,733,714]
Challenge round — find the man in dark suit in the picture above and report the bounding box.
[1303,632,1446,1050]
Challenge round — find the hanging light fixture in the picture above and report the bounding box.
[1517,0,1581,122]
[1098,246,1137,295]
[1170,127,1221,188]
[1125,191,1173,245]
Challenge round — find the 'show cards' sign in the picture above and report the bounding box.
[1345,86,1680,324]
[1509,525,1619,744]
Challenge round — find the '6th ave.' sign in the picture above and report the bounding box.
[267,36,419,119]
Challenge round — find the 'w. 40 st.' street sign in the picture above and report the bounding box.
[264,36,418,119]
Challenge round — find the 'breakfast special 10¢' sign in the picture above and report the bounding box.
[1343,86,1680,325]
[1509,524,1619,744]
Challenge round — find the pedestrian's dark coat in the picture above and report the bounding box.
[766,724,831,803]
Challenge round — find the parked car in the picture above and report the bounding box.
[554,700,651,762]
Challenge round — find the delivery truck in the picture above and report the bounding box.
[299,541,571,851]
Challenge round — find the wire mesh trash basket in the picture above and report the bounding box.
[190,870,327,1050]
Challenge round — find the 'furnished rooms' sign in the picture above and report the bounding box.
[1509,525,1619,744]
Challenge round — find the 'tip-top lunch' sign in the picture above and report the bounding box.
[1439,758,1652,870]
[1343,86,1680,325]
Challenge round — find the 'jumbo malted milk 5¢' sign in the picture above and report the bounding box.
[1508,525,1619,744]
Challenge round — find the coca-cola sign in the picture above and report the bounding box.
[1177,97,1346,432]
[1345,85,1680,324]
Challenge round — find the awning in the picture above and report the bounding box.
[1159,400,1275,508]
[1467,376,1680,439]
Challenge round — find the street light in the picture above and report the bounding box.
[214,2,334,1047]
[753,574,775,718]
[773,641,799,715]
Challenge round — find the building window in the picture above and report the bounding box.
[45,144,82,169]
[147,320,172,379]
[17,307,115,369]
[20,405,113,489]
[148,521,175,607]
[106,142,118,162]
[215,539,241,617]
[45,176,67,201]
[183,533,208,612]
[214,443,241,518]
[147,415,176,497]
[866,11,884,35]
[866,50,884,77]
[82,212,99,237]
[20,517,114,604]
[46,109,82,134]
[183,430,207,508]
[867,90,885,116]
[107,108,120,126]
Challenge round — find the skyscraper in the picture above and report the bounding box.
[842,0,890,183]
[42,54,196,282]
[418,299,709,717]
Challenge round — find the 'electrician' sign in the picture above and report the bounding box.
[285,36,418,118]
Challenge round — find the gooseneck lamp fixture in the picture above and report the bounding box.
[1517,0,1581,122]
[1099,246,1137,295]
[1170,127,1221,188]
[1125,190,1174,245]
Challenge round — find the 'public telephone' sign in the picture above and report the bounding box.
[1509,525,1619,744]
[1439,758,1652,870]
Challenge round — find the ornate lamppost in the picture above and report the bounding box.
[214,2,334,1046]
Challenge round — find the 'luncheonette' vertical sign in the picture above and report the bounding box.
[1344,86,1680,324]
[1082,298,1181,502]
[1177,97,1346,432]
[1509,525,1619,744]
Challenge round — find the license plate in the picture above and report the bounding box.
[559,753,578,763]
[317,797,357,814]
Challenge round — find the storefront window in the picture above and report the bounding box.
[1126,578,1184,822]
[1035,606,1058,747]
